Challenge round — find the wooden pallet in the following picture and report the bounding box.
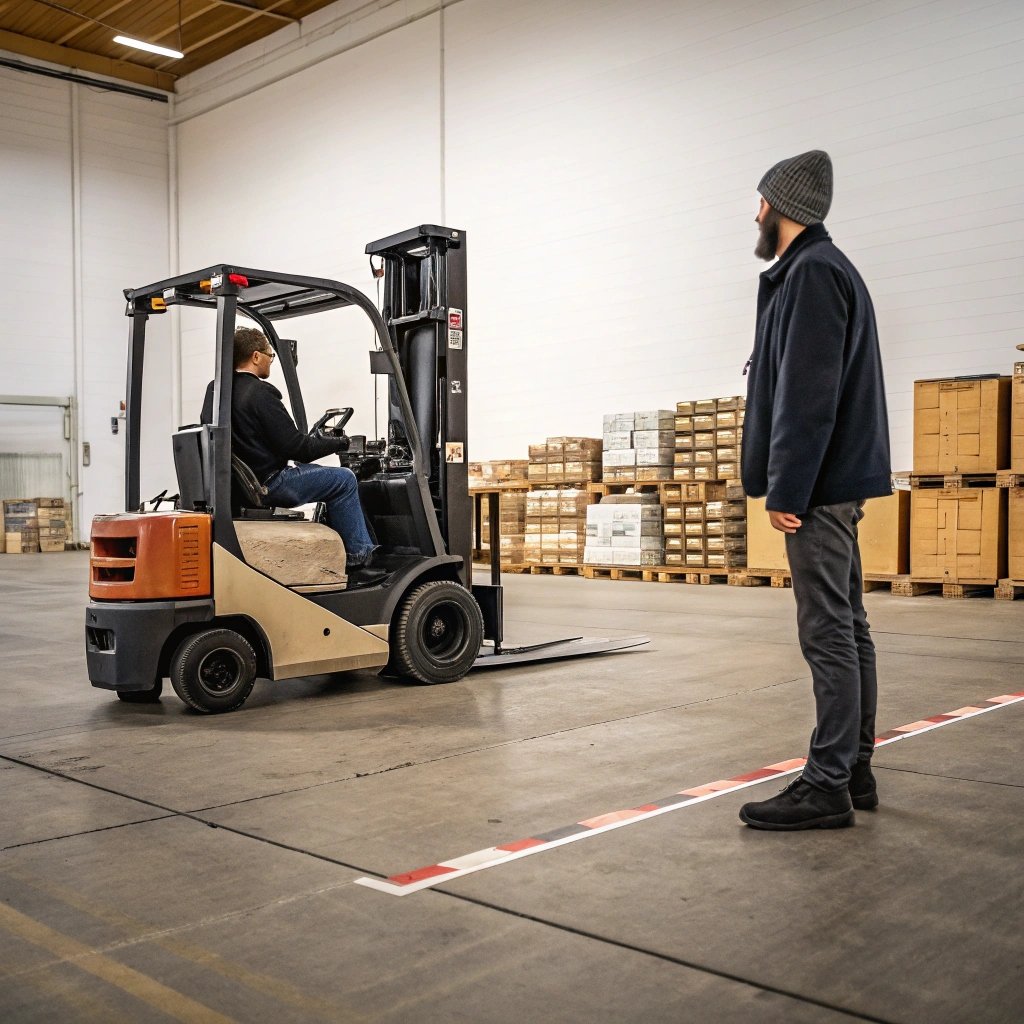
[995,578,1024,601]
[582,565,659,582]
[910,473,999,489]
[738,567,791,588]
[527,562,584,576]
[942,582,998,599]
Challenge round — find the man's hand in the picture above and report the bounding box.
[768,510,802,534]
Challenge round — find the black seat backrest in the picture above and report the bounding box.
[231,454,267,513]
[172,426,210,511]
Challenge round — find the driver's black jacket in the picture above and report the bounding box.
[201,371,344,483]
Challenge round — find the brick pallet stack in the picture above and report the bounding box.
[910,374,1011,589]
[602,411,675,482]
[584,494,664,567]
[528,437,602,485]
[673,396,745,483]
[525,489,590,565]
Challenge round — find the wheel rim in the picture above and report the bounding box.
[196,648,245,695]
[420,602,468,664]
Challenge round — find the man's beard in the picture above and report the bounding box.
[754,206,781,261]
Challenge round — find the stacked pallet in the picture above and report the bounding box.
[525,489,590,565]
[674,397,745,482]
[602,411,675,482]
[1003,361,1024,594]
[1,498,69,554]
[910,375,1011,594]
[528,437,602,485]
[468,459,529,489]
[583,494,664,567]
[480,491,529,565]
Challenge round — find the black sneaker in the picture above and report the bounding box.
[849,761,878,811]
[739,776,855,831]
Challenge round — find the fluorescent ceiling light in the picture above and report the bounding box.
[113,36,184,60]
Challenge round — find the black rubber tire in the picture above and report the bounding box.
[116,680,163,703]
[170,628,257,714]
[389,580,483,684]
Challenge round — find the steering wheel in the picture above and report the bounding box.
[309,407,354,438]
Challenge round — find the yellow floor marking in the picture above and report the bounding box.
[3,865,365,1022]
[0,901,237,1024]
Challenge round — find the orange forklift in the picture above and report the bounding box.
[85,226,646,713]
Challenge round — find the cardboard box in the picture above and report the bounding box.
[746,492,910,576]
[635,447,674,467]
[860,490,910,575]
[634,410,675,430]
[911,486,1006,584]
[632,429,674,449]
[913,376,1011,474]
[1012,363,1024,472]
[1008,488,1024,581]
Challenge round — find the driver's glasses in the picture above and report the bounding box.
[260,348,275,361]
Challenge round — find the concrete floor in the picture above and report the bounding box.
[1,551,1022,1023]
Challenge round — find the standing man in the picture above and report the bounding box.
[739,150,892,831]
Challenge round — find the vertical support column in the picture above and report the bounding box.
[70,82,86,538]
[124,313,147,513]
[442,234,472,585]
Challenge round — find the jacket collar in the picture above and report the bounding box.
[760,221,831,283]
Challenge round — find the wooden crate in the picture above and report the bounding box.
[913,376,1010,474]
[910,486,1006,585]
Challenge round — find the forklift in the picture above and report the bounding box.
[85,226,647,713]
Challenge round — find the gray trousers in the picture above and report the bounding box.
[785,501,877,791]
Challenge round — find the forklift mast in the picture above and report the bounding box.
[366,226,472,584]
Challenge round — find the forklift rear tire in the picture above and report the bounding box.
[390,580,483,685]
[170,629,257,714]
[117,680,163,703]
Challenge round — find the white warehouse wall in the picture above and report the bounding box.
[0,65,172,536]
[136,0,1024,472]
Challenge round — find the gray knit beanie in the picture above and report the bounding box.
[758,150,833,225]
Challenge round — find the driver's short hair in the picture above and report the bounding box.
[234,327,270,368]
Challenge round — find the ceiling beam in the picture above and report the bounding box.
[55,0,135,46]
[212,1,299,24]
[0,27,177,91]
[155,0,296,68]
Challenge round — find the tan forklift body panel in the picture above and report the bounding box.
[212,544,390,680]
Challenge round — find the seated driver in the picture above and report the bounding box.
[201,327,379,571]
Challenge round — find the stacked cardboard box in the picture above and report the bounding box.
[746,491,911,576]
[480,491,528,565]
[4,499,39,554]
[36,498,68,552]
[583,494,664,566]
[674,397,745,482]
[1008,486,1023,581]
[525,489,590,564]
[602,411,675,482]
[528,437,602,484]
[1012,363,1024,473]
[913,375,1010,474]
[911,375,1010,585]
[468,460,530,489]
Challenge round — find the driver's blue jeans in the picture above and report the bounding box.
[263,463,376,564]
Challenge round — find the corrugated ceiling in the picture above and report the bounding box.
[0,0,341,92]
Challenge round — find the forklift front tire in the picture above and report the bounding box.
[170,628,258,714]
[390,581,484,685]
[117,680,163,703]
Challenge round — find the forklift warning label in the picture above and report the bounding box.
[448,308,463,330]
[448,328,463,350]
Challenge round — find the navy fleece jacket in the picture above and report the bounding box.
[741,223,892,514]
